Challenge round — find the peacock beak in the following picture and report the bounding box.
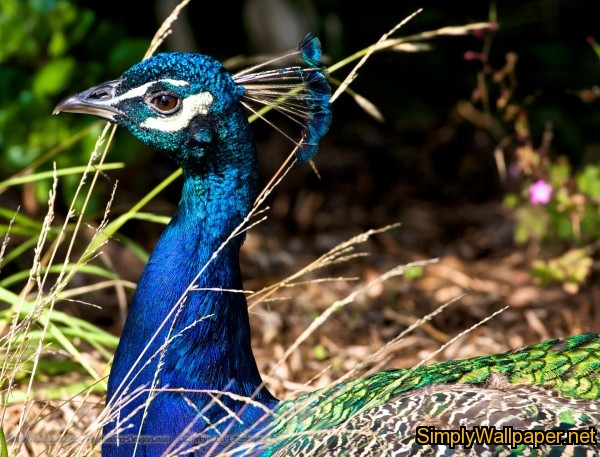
[53,79,123,120]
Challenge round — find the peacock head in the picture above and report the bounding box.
[55,36,332,166]
[54,53,246,163]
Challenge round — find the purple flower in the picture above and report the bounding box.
[529,179,552,205]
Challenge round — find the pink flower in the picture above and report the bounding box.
[529,180,552,205]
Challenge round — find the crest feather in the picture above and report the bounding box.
[233,34,332,162]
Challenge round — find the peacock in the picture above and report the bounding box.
[54,35,599,456]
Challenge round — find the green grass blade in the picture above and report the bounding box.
[0,264,117,288]
[0,163,125,189]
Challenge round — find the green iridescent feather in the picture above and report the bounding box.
[259,334,599,456]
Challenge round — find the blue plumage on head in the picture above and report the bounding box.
[121,52,244,110]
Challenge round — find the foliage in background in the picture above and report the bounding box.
[0,0,148,208]
[465,25,600,293]
[0,0,143,407]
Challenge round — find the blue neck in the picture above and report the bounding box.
[104,107,276,454]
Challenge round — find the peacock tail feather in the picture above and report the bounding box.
[262,334,599,455]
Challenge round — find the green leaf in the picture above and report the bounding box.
[503,193,519,210]
[530,249,593,293]
[514,205,550,244]
[313,344,328,361]
[48,31,67,57]
[108,39,149,73]
[549,161,571,187]
[1,426,7,457]
[404,265,424,280]
[576,165,600,198]
[32,57,76,96]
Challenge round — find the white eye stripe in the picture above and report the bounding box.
[99,79,189,106]
[141,92,214,132]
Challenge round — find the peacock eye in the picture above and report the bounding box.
[149,94,181,114]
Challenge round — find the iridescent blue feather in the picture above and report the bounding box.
[233,35,332,162]
[299,33,323,68]
[297,66,332,161]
